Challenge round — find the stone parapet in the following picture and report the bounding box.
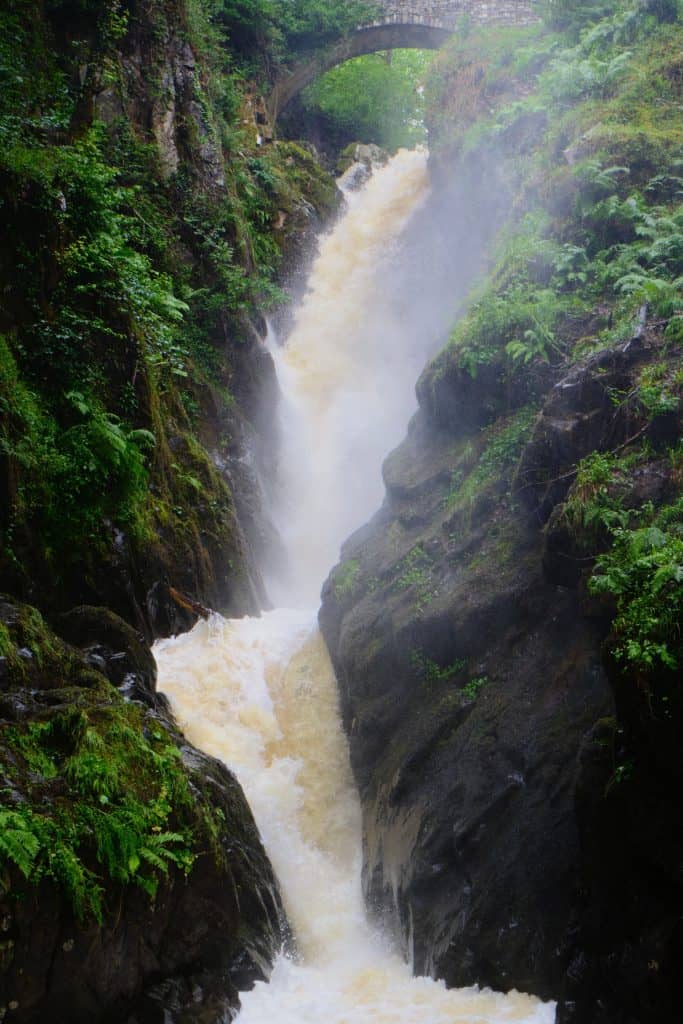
[269,0,539,119]
[367,0,538,30]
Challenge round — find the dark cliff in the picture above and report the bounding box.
[0,1,339,1019]
[0,0,340,640]
[320,6,682,1021]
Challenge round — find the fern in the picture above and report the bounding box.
[1,694,206,920]
[0,809,40,879]
[589,499,683,672]
[50,841,103,923]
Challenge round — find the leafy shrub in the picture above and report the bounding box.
[589,498,683,671]
[446,406,538,510]
[272,0,379,53]
[333,558,360,599]
[0,698,204,921]
[446,213,586,373]
[542,0,621,34]
[411,649,467,683]
[559,450,654,552]
[0,347,155,552]
[301,50,432,152]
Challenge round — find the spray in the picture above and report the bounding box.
[154,151,554,1023]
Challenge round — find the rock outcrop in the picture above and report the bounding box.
[0,2,344,1018]
[0,600,284,1023]
[319,314,681,1009]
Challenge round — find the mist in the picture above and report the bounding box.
[262,144,508,607]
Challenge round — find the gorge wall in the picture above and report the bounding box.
[0,1,339,1019]
[1,2,682,1022]
[320,7,683,1022]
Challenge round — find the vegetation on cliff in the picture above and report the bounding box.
[320,2,681,1020]
[0,0,339,1017]
[0,0,340,632]
[423,0,682,675]
[0,600,283,1021]
[1,603,205,923]
[1,0,681,1019]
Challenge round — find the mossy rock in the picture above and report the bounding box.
[0,598,284,1021]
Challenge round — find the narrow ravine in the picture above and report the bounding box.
[154,151,554,1023]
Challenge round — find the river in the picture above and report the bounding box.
[154,150,554,1024]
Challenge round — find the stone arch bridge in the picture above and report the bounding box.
[268,0,538,120]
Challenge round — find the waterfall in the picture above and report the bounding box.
[154,150,554,1024]
[264,149,432,606]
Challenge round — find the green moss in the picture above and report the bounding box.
[0,699,196,920]
[274,141,340,215]
[411,649,467,684]
[0,602,233,921]
[0,622,14,659]
[333,558,361,600]
[396,544,436,612]
[446,406,538,511]
[0,0,342,610]
[462,675,489,701]
[429,3,682,388]
[1,688,208,920]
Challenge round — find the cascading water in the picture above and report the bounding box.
[154,150,555,1024]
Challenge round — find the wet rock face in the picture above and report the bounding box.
[319,320,680,1008]
[320,417,613,999]
[3,758,281,1024]
[0,600,284,1024]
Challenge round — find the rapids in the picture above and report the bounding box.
[154,150,555,1024]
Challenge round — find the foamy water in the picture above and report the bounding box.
[154,151,555,1024]
[266,150,432,606]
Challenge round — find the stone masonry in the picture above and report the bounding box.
[365,0,538,30]
[269,0,539,118]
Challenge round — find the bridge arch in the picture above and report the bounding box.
[268,22,452,122]
[267,2,539,121]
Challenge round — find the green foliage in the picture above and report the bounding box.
[333,558,360,599]
[462,675,489,701]
[0,701,202,921]
[428,0,682,366]
[635,362,682,415]
[448,216,583,373]
[0,1,339,592]
[446,407,538,509]
[396,544,436,612]
[562,450,635,537]
[272,0,379,53]
[210,0,380,67]
[0,120,195,398]
[411,649,467,683]
[410,651,488,702]
[0,338,155,555]
[589,498,683,671]
[542,0,622,33]
[0,624,13,659]
[302,50,432,152]
[545,47,634,102]
[542,0,681,37]
[209,0,277,64]
[0,810,41,880]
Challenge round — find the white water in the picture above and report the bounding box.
[265,149,434,606]
[154,151,555,1024]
